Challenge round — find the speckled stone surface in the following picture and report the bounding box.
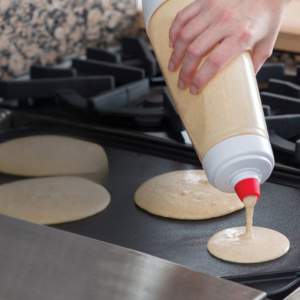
[0,0,139,79]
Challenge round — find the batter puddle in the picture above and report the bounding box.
[207,195,290,263]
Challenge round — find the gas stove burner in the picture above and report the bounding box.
[260,75,300,166]
[89,79,182,130]
[0,35,300,169]
[250,59,300,167]
[72,58,145,86]
[268,79,300,98]
[86,36,158,78]
[0,36,181,134]
[144,87,164,108]
[0,77,114,102]
[256,62,300,91]
[267,115,300,165]
[87,47,122,64]
[71,36,161,86]
[30,65,77,79]
[256,63,285,83]
[261,92,300,115]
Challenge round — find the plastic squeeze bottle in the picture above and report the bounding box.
[143,0,275,201]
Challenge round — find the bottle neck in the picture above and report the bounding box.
[229,169,261,189]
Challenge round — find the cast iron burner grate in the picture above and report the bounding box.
[0,37,170,128]
[256,64,300,166]
[0,36,300,167]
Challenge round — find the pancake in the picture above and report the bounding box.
[0,135,108,183]
[0,176,110,225]
[134,170,244,220]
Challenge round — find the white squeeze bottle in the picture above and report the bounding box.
[143,0,275,201]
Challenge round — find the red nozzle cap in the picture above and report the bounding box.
[234,178,260,202]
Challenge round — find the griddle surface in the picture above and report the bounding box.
[55,148,300,278]
[0,128,299,279]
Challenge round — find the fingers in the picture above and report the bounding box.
[168,14,209,73]
[169,1,202,48]
[167,0,284,95]
[189,39,245,94]
[177,27,224,90]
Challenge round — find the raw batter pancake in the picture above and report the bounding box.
[0,135,108,182]
[134,170,244,220]
[0,176,110,225]
[207,196,290,263]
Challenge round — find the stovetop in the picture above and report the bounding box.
[1,36,300,170]
[0,37,300,299]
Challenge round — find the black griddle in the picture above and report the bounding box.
[1,110,300,299]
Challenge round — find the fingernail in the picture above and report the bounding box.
[169,40,173,48]
[189,85,198,95]
[177,79,185,89]
[168,60,175,72]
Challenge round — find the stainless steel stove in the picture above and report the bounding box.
[1,36,300,299]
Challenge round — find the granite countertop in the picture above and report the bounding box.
[0,0,139,79]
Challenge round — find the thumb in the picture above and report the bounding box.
[252,40,274,74]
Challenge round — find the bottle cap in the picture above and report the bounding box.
[234,178,260,202]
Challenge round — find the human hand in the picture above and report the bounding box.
[168,0,291,95]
